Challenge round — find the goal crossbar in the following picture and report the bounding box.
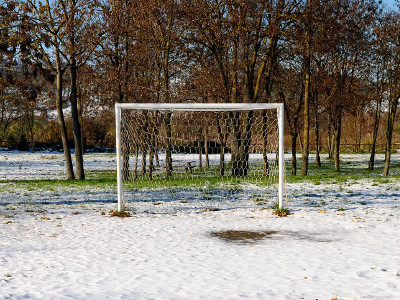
[116,102,283,111]
[115,102,285,212]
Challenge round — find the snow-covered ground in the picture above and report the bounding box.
[0,151,399,299]
[0,151,117,180]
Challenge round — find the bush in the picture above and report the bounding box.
[16,133,29,151]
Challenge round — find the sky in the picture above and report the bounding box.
[383,0,398,9]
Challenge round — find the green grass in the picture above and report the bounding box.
[285,157,400,185]
[122,167,279,190]
[1,155,399,195]
[0,171,117,195]
[271,204,291,217]
[108,210,131,217]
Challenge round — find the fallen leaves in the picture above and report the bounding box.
[108,210,131,218]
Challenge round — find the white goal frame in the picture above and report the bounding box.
[115,103,285,212]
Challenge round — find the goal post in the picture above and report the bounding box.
[115,103,285,213]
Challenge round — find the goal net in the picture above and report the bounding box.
[115,103,285,213]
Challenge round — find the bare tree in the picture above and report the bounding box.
[276,64,303,175]
[382,10,400,175]
[301,0,312,176]
[186,0,298,176]
[22,0,102,179]
[315,0,377,171]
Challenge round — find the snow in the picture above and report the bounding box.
[0,152,117,180]
[0,151,399,299]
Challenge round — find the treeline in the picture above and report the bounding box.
[1,0,399,179]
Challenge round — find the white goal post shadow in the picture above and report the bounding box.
[115,103,285,212]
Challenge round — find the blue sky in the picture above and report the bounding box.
[383,0,398,9]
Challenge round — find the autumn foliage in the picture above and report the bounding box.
[1,0,399,177]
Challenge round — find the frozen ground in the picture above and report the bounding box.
[0,151,399,299]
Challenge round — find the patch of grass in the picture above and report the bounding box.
[40,155,59,160]
[337,207,346,211]
[109,210,132,218]
[374,178,391,184]
[308,201,320,207]
[252,197,268,205]
[203,207,220,212]
[273,208,290,217]
[285,157,400,185]
[313,179,322,185]
[0,176,117,205]
[272,204,290,217]
[0,170,117,192]
[123,168,279,190]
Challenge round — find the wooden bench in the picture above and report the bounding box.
[173,161,196,174]
[160,161,196,174]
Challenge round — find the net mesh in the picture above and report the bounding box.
[118,108,281,213]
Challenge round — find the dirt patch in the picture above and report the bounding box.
[210,230,339,244]
[210,230,277,243]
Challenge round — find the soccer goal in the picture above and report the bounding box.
[115,103,285,213]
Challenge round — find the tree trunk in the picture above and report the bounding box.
[302,0,312,176]
[133,143,138,181]
[291,133,298,176]
[229,39,248,177]
[231,111,253,177]
[368,99,381,170]
[198,128,203,169]
[328,125,334,159]
[314,114,321,167]
[148,112,158,180]
[148,145,153,180]
[140,147,147,176]
[154,113,160,168]
[77,82,85,154]
[262,141,270,176]
[219,146,225,176]
[383,96,399,175]
[155,148,160,168]
[217,116,226,177]
[230,112,241,176]
[69,60,85,180]
[204,127,209,168]
[148,125,154,181]
[122,126,130,181]
[67,1,85,180]
[262,111,269,176]
[334,113,342,172]
[55,57,75,180]
[161,34,172,178]
[164,112,172,177]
